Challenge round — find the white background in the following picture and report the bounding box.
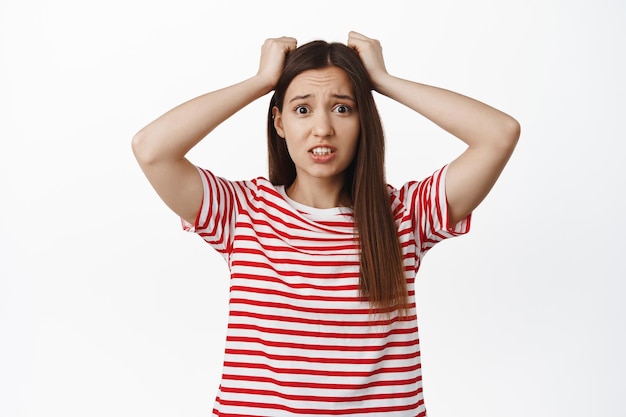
[1,0,625,416]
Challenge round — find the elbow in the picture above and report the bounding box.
[498,115,521,154]
[131,128,157,167]
[508,116,521,143]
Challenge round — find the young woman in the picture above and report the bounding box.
[132,31,520,417]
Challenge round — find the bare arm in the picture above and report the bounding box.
[131,37,297,224]
[348,31,520,225]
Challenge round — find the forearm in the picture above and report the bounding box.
[132,74,272,165]
[374,74,520,149]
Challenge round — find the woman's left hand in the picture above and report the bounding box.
[347,31,389,91]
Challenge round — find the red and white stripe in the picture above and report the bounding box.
[183,165,470,417]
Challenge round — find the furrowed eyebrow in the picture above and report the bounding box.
[333,94,355,101]
[288,94,311,103]
[288,94,356,103]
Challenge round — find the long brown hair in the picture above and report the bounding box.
[267,40,409,314]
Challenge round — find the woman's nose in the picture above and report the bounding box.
[312,112,334,137]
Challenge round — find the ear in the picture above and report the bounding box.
[272,106,285,138]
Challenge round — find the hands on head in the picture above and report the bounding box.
[256,32,389,93]
[133,30,520,230]
[256,36,297,91]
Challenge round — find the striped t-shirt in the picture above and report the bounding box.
[183,165,470,417]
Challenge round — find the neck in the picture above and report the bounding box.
[286,176,350,209]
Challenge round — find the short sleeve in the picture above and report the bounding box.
[398,164,471,255]
[181,166,239,254]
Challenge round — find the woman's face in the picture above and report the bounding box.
[273,66,360,188]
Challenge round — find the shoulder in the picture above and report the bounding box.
[389,166,448,197]
[387,165,449,216]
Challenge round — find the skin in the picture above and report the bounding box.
[272,66,360,208]
[132,31,519,227]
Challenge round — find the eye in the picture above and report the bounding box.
[334,104,351,114]
[295,105,309,115]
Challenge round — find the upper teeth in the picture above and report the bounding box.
[312,147,332,156]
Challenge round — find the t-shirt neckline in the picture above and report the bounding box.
[276,185,352,217]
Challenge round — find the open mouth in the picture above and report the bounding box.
[310,146,334,156]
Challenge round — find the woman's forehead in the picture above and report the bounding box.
[285,67,353,98]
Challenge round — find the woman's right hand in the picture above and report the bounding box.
[256,37,297,91]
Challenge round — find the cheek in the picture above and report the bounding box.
[344,124,361,152]
[282,136,301,161]
[279,117,301,139]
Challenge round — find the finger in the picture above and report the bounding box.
[277,36,297,52]
[348,31,376,45]
[264,37,297,48]
[347,32,378,53]
[348,30,367,38]
[277,36,297,44]
[347,33,364,50]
